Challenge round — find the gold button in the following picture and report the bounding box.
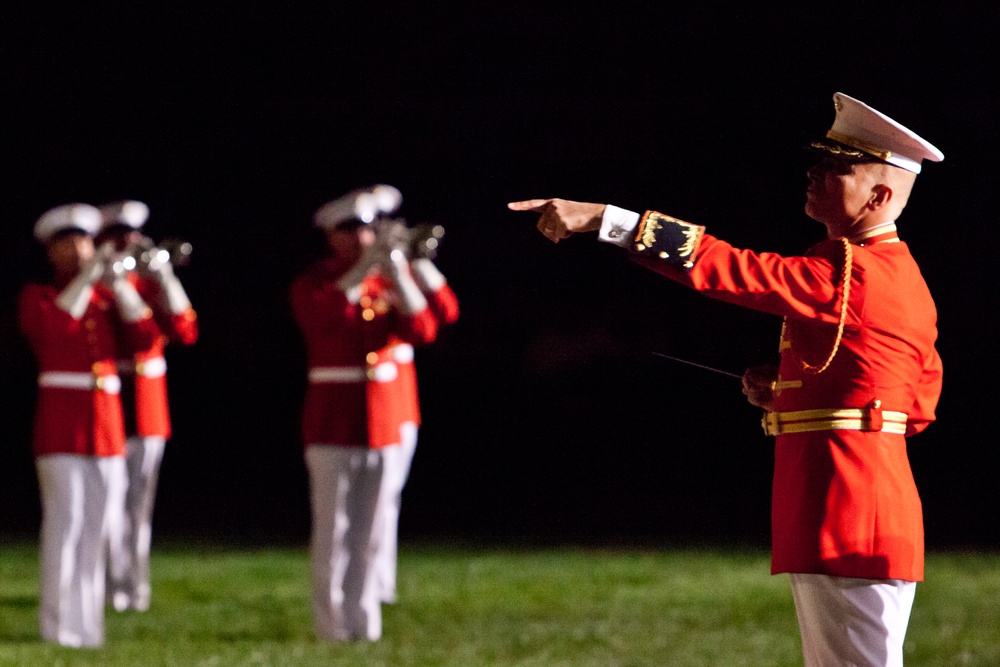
[374,299,389,314]
[92,362,102,373]
[359,296,373,308]
[366,369,376,380]
[84,319,97,330]
[362,308,375,321]
[366,352,379,365]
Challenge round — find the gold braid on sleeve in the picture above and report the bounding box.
[782,237,853,375]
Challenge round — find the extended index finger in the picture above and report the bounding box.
[507,199,552,212]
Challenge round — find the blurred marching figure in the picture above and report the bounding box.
[96,200,199,613]
[373,198,459,605]
[290,184,455,641]
[18,204,159,647]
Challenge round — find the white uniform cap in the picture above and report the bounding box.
[34,203,102,243]
[313,189,370,229]
[98,200,150,229]
[371,184,402,215]
[354,192,380,223]
[812,92,944,174]
[314,184,403,230]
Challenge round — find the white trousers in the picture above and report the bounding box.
[36,454,125,648]
[106,435,166,611]
[790,573,917,667]
[374,422,418,603]
[305,445,386,642]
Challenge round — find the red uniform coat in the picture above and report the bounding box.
[395,282,460,426]
[124,275,199,438]
[18,283,160,458]
[290,258,438,448]
[634,224,941,582]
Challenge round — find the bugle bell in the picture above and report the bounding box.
[115,235,193,273]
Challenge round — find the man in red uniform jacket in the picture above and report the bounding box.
[510,92,944,666]
[96,200,199,612]
[290,185,444,642]
[19,204,159,647]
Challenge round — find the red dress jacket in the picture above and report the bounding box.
[18,283,160,458]
[123,275,199,439]
[633,219,941,582]
[290,258,438,448]
[396,282,460,426]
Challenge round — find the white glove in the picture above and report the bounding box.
[152,261,192,314]
[111,276,151,323]
[410,257,447,292]
[54,244,112,319]
[385,249,428,316]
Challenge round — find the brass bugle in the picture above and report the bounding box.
[335,220,446,292]
[371,219,446,259]
[408,223,445,259]
[118,236,193,272]
[153,238,193,267]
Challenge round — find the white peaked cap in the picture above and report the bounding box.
[314,189,371,229]
[371,184,402,214]
[98,200,150,229]
[34,203,102,243]
[354,192,380,223]
[816,92,944,174]
[314,184,403,229]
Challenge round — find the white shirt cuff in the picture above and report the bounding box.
[598,205,640,247]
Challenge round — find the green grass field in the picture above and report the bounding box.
[0,540,998,666]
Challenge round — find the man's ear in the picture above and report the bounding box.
[868,184,893,210]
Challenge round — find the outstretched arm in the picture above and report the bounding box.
[507,199,606,243]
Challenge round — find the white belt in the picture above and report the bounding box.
[308,361,398,384]
[117,356,168,378]
[38,371,122,395]
[308,366,367,383]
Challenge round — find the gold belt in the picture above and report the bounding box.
[763,406,907,436]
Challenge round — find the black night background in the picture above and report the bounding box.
[1,4,997,553]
